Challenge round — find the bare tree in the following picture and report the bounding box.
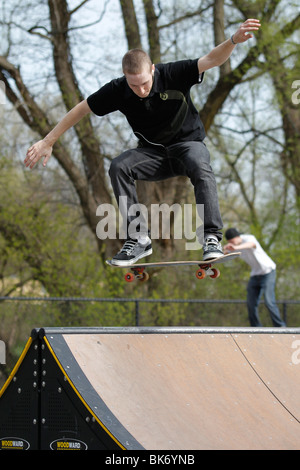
[0,0,299,264]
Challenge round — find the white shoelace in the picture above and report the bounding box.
[119,240,137,255]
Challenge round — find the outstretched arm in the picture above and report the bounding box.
[24,99,91,169]
[197,18,261,73]
[224,240,256,253]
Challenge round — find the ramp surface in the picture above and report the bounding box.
[1,327,300,450]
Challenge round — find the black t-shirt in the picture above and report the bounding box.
[87,59,206,146]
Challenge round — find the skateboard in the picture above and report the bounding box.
[106,252,241,283]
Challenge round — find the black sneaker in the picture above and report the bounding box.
[203,236,223,261]
[110,239,152,266]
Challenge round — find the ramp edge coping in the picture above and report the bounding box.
[32,326,300,339]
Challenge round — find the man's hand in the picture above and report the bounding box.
[24,100,91,170]
[197,18,261,73]
[223,243,236,254]
[24,140,53,169]
[232,18,261,44]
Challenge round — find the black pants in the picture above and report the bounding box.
[109,141,223,241]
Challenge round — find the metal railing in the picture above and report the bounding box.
[0,296,299,327]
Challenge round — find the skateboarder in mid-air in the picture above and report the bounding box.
[25,19,261,266]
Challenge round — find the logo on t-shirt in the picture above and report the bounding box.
[160,92,168,101]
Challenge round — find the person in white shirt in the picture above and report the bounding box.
[224,228,286,327]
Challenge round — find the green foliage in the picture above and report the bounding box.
[1,0,300,389]
[0,156,299,388]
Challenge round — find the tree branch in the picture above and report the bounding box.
[119,0,142,49]
[47,0,111,206]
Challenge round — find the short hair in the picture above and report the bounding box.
[122,49,153,74]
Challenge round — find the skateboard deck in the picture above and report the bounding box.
[106,252,241,282]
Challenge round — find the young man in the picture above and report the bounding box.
[25,19,261,266]
[224,228,286,327]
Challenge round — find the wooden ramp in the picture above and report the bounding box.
[0,327,299,450]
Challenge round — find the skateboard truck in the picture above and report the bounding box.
[125,263,220,282]
[195,263,220,280]
[125,266,150,283]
